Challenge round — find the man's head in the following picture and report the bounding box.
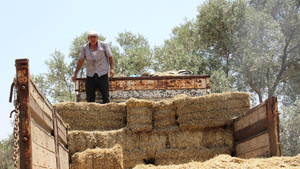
[87,30,99,45]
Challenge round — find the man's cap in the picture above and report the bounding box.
[88,30,98,37]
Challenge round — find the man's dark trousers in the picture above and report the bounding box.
[86,73,110,103]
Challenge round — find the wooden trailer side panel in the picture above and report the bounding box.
[233,96,281,158]
[16,59,69,169]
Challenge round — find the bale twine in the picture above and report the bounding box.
[174,92,250,130]
[71,144,123,169]
[126,98,153,132]
[54,102,126,131]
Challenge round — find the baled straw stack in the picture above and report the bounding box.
[174,92,250,130]
[126,98,153,132]
[155,147,232,165]
[68,128,127,156]
[54,102,126,131]
[137,132,167,159]
[152,101,176,130]
[133,154,300,169]
[71,144,123,169]
[203,127,233,148]
[123,148,147,169]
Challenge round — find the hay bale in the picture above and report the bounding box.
[152,101,176,129]
[168,131,204,149]
[123,149,146,169]
[174,92,250,130]
[68,128,127,156]
[155,147,232,165]
[203,127,233,148]
[71,144,123,169]
[137,132,167,159]
[54,102,126,131]
[126,98,153,132]
[133,154,300,169]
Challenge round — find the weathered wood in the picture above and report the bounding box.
[53,108,61,169]
[16,59,32,169]
[15,58,69,169]
[234,96,281,158]
[31,120,56,169]
[266,97,281,156]
[236,132,270,157]
[234,118,268,143]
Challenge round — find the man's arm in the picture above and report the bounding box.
[72,59,84,82]
[109,56,114,77]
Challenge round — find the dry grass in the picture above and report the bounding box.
[71,144,123,169]
[133,154,300,169]
[126,98,153,132]
[174,92,250,130]
[54,102,126,131]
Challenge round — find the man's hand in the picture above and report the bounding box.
[110,69,114,77]
[72,74,77,82]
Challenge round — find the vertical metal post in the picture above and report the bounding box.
[15,59,32,169]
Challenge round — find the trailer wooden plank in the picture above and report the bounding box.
[233,96,281,158]
[236,132,270,157]
[267,97,281,156]
[29,95,53,132]
[234,105,267,131]
[15,58,69,169]
[31,120,56,169]
[234,117,268,143]
[59,143,69,169]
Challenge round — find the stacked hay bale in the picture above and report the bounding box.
[56,92,250,169]
[54,102,126,131]
[71,144,123,169]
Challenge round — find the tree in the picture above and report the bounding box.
[34,50,74,102]
[153,20,206,74]
[115,31,152,75]
[0,134,13,169]
[196,0,247,76]
[233,0,300,103]
[280,100,300,156]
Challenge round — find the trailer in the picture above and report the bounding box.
[10,59,281,169]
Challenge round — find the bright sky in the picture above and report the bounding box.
[0,0,205,140]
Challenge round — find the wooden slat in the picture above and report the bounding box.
[29,95,53,132]
[30,79,53,118]
[234,105,267,131]
[236,132,270,157]
[234,118,268,143]
[266,97,281,156]
[31,120,56,169]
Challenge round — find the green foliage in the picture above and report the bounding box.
[153,20,206,75]
[196,0,247,76]
[0,134,13,169]
[33,50,74,102]
[115,31,152,75]
[280,100,300,156]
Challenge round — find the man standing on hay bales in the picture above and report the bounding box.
[72,30,114,103]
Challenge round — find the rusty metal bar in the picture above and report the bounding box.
[15,59,32,169]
